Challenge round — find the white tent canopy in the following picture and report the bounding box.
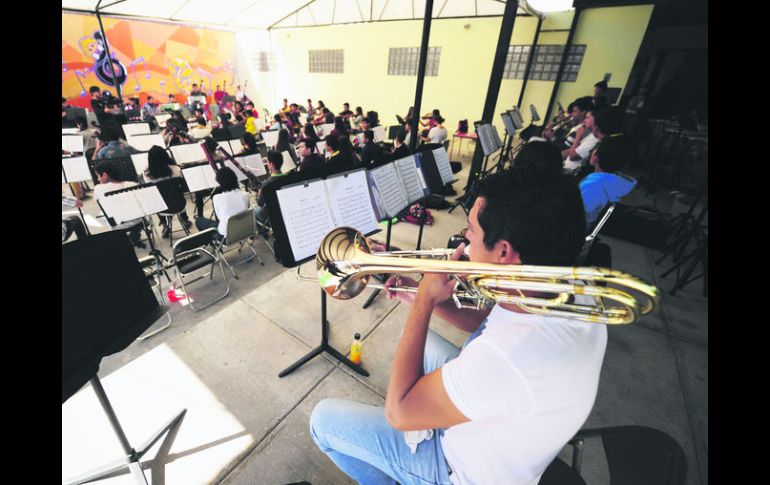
[62,0,534,30]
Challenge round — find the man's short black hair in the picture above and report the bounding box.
[593,107,624,136]
[325,135,340,151]
[89,86,101,95]
[266,150,284,171]
[513,141,563,181]
[99,123,122,142]
[363,129,374,142]
[572,96,594,113]
[215,167,239,191]
[594,80,608,91]
[299,138,317,152]
[94,161,121,181]
[476,170,585,266]
[595,134,634,173]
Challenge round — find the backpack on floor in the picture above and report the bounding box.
[402,203,434,225]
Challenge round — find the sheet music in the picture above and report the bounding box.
[134,186,168,215]
[224,160,249,182]
[131,153,149,176]
[476,124,502,156]
[182,164,218,192]
[221,139,240,156]
[62,135,84,153]
[281,151,296,173]
[316,140,326,154]
[431,147,455,185]
[155,113,171,128]
[372,125,386,143]
[62,128,79,135]
[61,156,92,183]
[262,130,279,148]
[318,123,335,138]
[122,123,151,136]
[501,112,517,135]
[368,163,408,219]
[276,180,336,262]
[170,143,206,164]
[325,170,379,235]
[395,156,426,204]
[128,133,166,152]
[237,154,267,176]
[100,193,142,224]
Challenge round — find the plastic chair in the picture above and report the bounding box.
[171,228,230,311]
[216,207,265,279]
[539,425,687,485]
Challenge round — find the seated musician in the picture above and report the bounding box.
[194,167,249,238]
[254,151,286,225]
[421,115,448,145]
[93,161,145,249]
[297,139,325,171]
[388,129,410,162]
[310,167,606,485]
[238,132,259,156]
[143,146,193,238]
[339,102,354,121]
[580,133,636,228]
[360,129,384,168]
[562,107,599,172]
[93,123,140,160]
[565,106,624,175]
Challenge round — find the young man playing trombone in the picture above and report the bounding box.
[310,169,608,484]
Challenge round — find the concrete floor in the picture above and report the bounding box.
[62,148,707,484]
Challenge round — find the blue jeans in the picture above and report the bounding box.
[310,330,463,485]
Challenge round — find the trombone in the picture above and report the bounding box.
[314,227,659,325]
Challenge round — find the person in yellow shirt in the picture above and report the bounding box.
[243,109,258,135]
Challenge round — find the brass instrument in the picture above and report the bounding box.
[316,227,659,325]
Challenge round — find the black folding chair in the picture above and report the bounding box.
[540,426,687,485]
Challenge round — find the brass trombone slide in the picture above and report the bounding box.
[315,227,660,325]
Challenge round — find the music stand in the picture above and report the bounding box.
[62,231,185,485]
[260,167,375,378]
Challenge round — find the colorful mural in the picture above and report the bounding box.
[62,12,236,108]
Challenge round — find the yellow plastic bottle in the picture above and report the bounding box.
[350,333,362,364]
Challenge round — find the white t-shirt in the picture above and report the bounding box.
[564,133,599,171]
[213,189,249,236]
[428,126,448,144]
[441,304,607,485]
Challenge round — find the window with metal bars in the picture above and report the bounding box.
[309,49,344,73]
[503,44,586,82]
[388,47,441,76]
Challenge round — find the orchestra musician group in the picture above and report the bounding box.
[64,77,644,484]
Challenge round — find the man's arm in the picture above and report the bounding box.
[385,244,471,431]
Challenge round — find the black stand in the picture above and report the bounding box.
[279,289,369,378]
[62,376,186,485]
[449,158,488,215]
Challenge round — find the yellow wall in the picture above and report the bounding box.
[241,6,651,140]
[553,5,654,119]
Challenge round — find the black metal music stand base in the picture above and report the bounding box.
[63,376,187,485]
[279,290,369,378]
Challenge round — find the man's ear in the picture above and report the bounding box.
[496,240,521,264]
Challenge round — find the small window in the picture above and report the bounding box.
[309,49,344,73]
[503,44,586,82]
[388,47,441,76]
